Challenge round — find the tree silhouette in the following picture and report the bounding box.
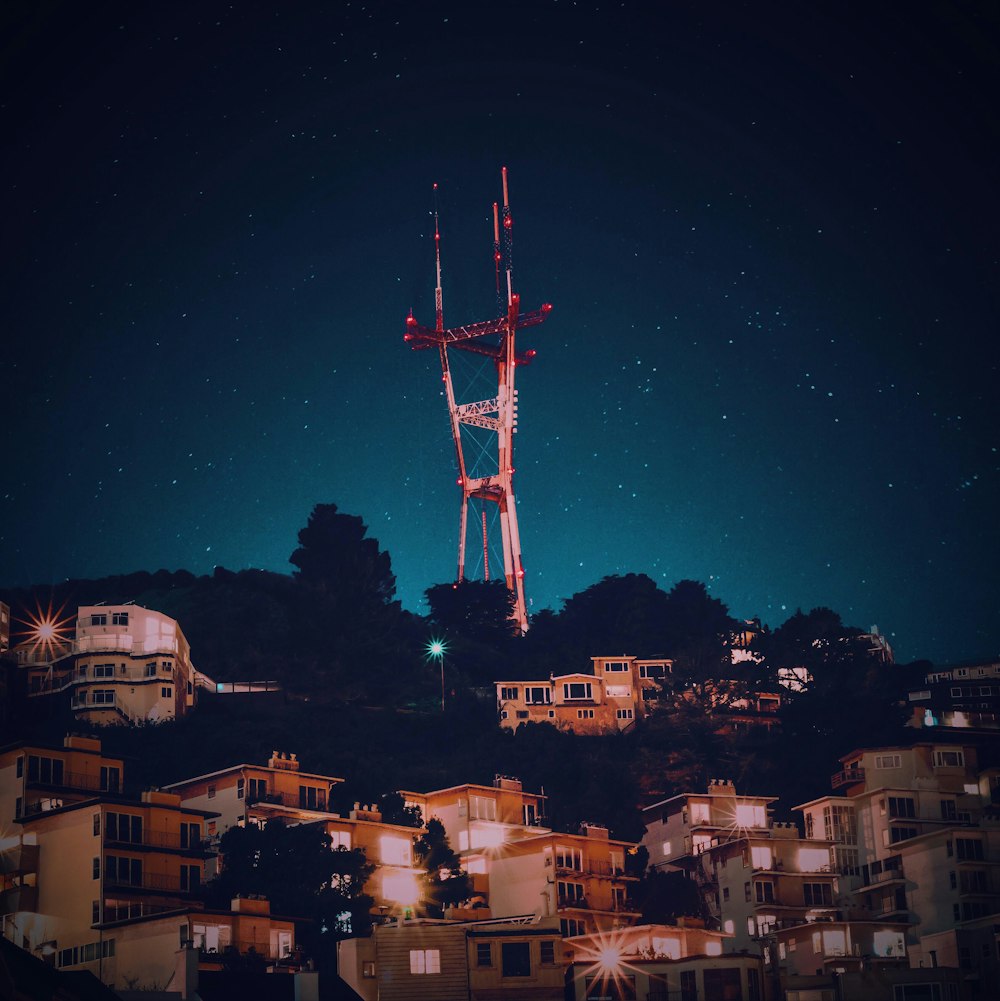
[424,579,516,686]
[290,503,396,609]
[520,573,672,675]
[412,818,472,917]
[205,819,374,967]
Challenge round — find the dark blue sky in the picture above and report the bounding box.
[3,2,998,664]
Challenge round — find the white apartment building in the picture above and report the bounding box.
[796,742,1000,982]
[16,604,200,725]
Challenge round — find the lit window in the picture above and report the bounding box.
[735,803,766,827]
[469,795,497,821]
[379,836,411,866]
[383,871,419,905]
[330,829,352,850]
[409,949,440,974]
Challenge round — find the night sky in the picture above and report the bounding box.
[3,3,998,665]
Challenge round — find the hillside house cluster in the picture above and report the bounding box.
[642,745,1000,998]
[3,731,998,999]
[495,656,672,735]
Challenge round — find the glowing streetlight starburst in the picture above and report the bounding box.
[17,599,75,662]
[571,928,643,999]
[425,638,447,711]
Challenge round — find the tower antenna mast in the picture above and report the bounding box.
[404,169,552,633]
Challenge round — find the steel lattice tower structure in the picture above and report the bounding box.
[404,168,552,632]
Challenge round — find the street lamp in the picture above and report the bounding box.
[426,639,447,712]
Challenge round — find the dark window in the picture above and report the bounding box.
[112,612,128,626]
[956,839,984,860]
[540,940,555,964]
[804,882,833,906]
[299,786,326,810]
[93,814,101,836]
[93,857,100,880]
[100,766,120,793]
[180,865,201,891]
[92,900,101,924]
[940,800,957,821]
[28,755,65,785]
[755,881,774,903]
[501,941,531,978]
[888,797,915,818]
[704,968,741,1001]
[15,756,23,778]
[680,969,698,1001]
[476,942,492,967]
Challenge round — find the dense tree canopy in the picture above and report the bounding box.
[204,820,374,967]
[1,497,937,851]
[413,818,473,917]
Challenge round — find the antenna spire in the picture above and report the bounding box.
[501,166,513,306]
[433,183,444,333]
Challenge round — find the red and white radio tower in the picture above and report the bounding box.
[404,168,552,632]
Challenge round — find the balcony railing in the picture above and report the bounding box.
[864,867,905,887]
[26,768,107,792]
[104,871,198,894]
[199,940,293,961]
[71,693,142,725]
[555,859,629,879]
[248,791,329,812]
[831,768,865,790]
[0,884,38,913]
[105,831,210,853]
[0,843,39,875]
